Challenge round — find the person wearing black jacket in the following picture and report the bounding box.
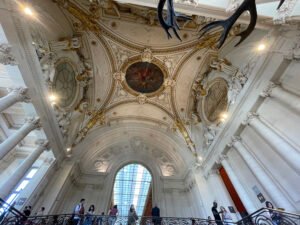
[212,202,223,225]
[151,204,161,225]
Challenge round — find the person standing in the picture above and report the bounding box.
[127,205,138,225]
[73,199,85,225]
[211,201,223,225]
[108,205,118,225]
[151,204,161,225]
[35,207,45,216]
[84,205,95,225]
[220,206,232,225]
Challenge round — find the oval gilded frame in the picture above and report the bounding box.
[120,56,169,98]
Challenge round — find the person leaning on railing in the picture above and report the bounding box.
[265,201,282,225]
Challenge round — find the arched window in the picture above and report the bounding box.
[113,164,152,216]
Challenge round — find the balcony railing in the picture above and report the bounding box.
[0,207,299,225]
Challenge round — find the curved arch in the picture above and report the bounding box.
[101,158,163,214]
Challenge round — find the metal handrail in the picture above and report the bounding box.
[0,207,299,225]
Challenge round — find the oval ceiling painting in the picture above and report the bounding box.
[125,62,164,94]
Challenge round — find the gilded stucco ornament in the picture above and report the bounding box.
[141,48,153,63]
[174,119,196,154]
[113,71,125,83]
[137,94,147,104]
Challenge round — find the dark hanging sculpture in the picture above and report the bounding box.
[199,0,257,48]
[277,0,286,9]
[157,0,190,41]
[157,0,286,48]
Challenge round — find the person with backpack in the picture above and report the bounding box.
[73,199,85,225]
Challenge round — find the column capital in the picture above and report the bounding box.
[35,139,50,150]
[260,82,278,98]
[204,168,220,179]
[0,43,17,66]
[227,136,242,147]
[25,117,41,129]
[242,112,259,125]
[217,154,228,164]
[8,87,30,103]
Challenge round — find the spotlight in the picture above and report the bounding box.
[66,147,71,152]
[257,43,266,52]
[23,6,34,16]
[49,94,57,102]
[219,112,228,122]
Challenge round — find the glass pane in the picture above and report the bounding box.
[15,180,29,192]
[6,193,19,205]
[113,164,152,216]
[26,168,38,179]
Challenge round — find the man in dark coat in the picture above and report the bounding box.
[151,204,161,225]
[212,201,223,225]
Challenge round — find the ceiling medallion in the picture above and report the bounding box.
[120,56,168,97]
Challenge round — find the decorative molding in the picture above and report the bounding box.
[25,117,41,129]
[35,139,50,150]
[242,112,259,126]
[260,82,277,98]
[227,136,241,148]
[8,87,31,103]
[0,43,17,65]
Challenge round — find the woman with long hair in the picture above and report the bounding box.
[84,205,95,225]
[127,205,138,225]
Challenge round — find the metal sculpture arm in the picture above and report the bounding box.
[157,0,190,41]
[199,0,257,48]
[277,0,286,9]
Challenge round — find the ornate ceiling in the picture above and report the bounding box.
[22,0,250,179]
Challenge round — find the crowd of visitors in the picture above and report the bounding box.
[69,200,161,225]
[3,198,282,225]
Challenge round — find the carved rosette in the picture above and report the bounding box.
[141,48,153,63]
[113,71,125,83]
[136,94,147,104]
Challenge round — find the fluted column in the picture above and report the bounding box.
[219,155,257,213]
[0,117,40,160]
[0,140,49,199]
[229,137,295,211]
[244,113,300,173]
[261,82,300,114]
[0,87,30,112]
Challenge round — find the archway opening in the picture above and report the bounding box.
[112,164,152,216]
